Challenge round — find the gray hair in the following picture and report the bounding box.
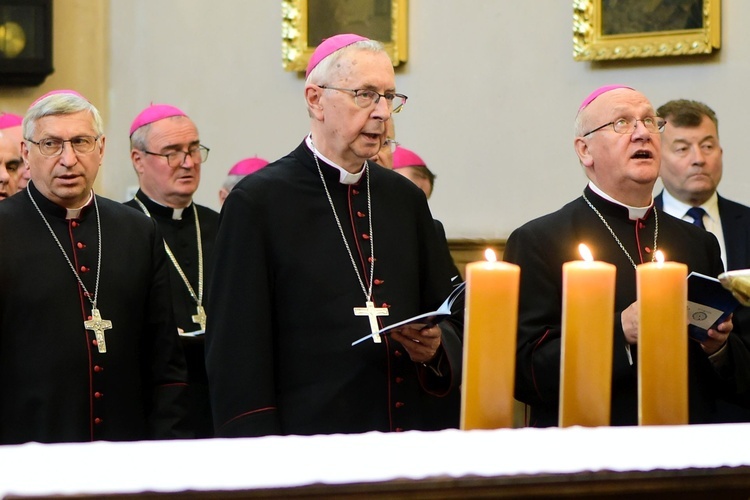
[23,93,103,140]
[306,39,387,86]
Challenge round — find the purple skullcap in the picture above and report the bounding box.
[228,156,269,176]
[0,112,22,129]
[129,103,187,136]
[29,89,87,109]
[306,33,369,78]
[392,146,426,170]
[578,85,634,112]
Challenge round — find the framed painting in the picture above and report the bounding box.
[282,0,408,73]
[573,0,721,61]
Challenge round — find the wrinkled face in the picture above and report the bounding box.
[660,115,722,206]
[396,166,432,199]
[575,88,661,204]
[131,116,201,207]
[308,50,395,171]
[22,111,104,208]
[0,129,21,200]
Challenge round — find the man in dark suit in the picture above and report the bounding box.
[654,99,750,421]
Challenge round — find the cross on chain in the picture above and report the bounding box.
[84,308,113,353]
[192,305,207,331]
[353,300,389,343]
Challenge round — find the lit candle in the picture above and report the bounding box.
[637,250,688,425]
[461,249,520,430]
[559,244,617,427]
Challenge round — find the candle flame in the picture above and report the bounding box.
[655,250,665,264]
[485,248,497,262]
[578,243,594,262]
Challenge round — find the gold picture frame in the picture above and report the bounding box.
[282,0,408,73]
[573,0,720,61]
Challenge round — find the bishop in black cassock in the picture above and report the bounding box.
[207,140,462,437]
[0,183,191,444]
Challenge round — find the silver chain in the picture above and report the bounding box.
[311,144,375,302]
[133,197,204,307]
[28,187,103,310]
[582,192,658,269]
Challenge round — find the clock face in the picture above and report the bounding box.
[0,0,52,85]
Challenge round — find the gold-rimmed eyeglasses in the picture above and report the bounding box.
[26,136,101,157]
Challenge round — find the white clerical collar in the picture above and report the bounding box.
[306,134,365,185]
[588,181,652,220]
[661,189,720,225]
[65,191,94,220]
[143,194,189,220]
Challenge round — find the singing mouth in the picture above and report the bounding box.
[631,149,654,159]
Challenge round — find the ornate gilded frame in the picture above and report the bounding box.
[282,0,408,73]
[573,0,720,61]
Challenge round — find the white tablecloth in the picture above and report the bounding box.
[1,423,749,497]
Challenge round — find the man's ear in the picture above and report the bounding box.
[130,148,145,175]
[574,137,594,168]
[305,84,324,120]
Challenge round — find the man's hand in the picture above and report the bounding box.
[621,302,639,345]
[389,324,442,364]
[701,315,732,355]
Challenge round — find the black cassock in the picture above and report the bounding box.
[0,183,190,444]
[206,141,463,437]
[505,185,750,427]
[125,191,218,438]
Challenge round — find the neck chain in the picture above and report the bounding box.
[28,188,113,353]
[133,196,206,330]
[582,192,658,269]
[311,144,388,343]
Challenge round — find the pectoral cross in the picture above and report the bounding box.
[84,308,113,354]
[353,300,389,343]
[192,305,207,331]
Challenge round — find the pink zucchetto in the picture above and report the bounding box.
[228,157,269,176]
[392,146,426,170]
[129,103,187,136]
[0,112,22,129]
[305,33,369,78]
[578,85,634,112]
[29,89,87,109]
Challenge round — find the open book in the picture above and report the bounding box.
[351,282,466,346]
[688,272,740,342]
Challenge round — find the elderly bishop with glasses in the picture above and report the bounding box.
[206,34,463,438]
[504,85,750,427]
[0,90,191,444]
[125,103,218,439]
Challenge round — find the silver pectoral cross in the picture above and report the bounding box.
[192,305,207,331]
[353,300,389,343]
[84,308,113,353]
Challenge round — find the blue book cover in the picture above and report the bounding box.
[687,272,740,342]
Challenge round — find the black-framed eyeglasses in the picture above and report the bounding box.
[318,85,407,113]
[26,136,101,157]
[582,117,667,137]
[384,139,399,153]
[143,145,210,168]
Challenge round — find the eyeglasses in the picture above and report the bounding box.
[318,85,408,113]
[583,117,667,137]
[384,139,399,152]
[26,136,101,157]
[143,145,210,168]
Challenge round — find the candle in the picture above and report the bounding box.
[559,244,616,427]
[637,250,688,425]
[461,249,520,430]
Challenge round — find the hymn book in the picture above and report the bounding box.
[351,282,466,346]
[687,272,740,342]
